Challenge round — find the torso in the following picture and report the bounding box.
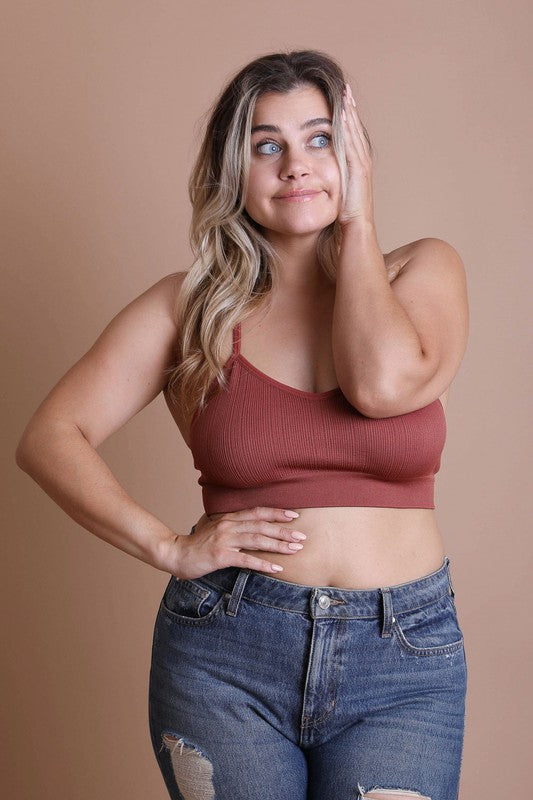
[165,243,449,590]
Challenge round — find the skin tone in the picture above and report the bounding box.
[244,84,341,294]
[196,83,449,591]
[14,76,434,798]
[15,75,463,649]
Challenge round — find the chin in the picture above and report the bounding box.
[263,225,326,239]
[261,213,339,237]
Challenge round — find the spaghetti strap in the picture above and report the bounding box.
[232,321,241,357]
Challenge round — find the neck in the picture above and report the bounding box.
[266,231,334,295]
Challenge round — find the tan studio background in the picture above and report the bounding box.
[2,1,532,798]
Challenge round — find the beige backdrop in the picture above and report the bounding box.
[3,1,531,798]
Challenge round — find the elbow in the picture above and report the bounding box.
[15,441,32,472]
[339,384,386,418]
[15,420,46,473]
[15,428,38,472]
[346,379,401,419]
[353,390,396,419]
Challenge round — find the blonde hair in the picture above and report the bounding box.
[164,49,373,421]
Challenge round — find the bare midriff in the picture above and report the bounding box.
[172,246,449,591]
[205,505,446,590]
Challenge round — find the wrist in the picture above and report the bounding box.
[339,216,377,237]
[152,531,185,575]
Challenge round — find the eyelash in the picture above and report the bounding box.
[254,133,331,155]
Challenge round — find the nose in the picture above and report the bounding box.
[278,145,311,181]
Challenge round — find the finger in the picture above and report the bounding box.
[345,84,371,161]
[221,506,301,523]
[342,90,367,166]
[230,518,307,542]
[231,552,285,573]
[235,531,305,554]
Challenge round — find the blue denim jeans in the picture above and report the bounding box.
[148,525,467,800]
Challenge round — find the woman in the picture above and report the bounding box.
[16,50,469,800]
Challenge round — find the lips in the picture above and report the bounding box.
[274,189,323,201]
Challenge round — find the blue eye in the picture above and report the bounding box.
[255,132,331,156]
[256,141,282,155]
[311,134,331,148]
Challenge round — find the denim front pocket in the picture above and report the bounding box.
[160,576,227,626]
[393,592,464,656]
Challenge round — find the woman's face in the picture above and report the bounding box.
[243,84,342,240]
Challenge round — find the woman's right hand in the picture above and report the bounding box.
[162,507,307,581]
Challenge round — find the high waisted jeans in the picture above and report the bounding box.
[148,525,467,800]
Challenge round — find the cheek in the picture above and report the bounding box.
[314,154,340,195]
[244,168,267,205]
[326,161,341,190]
[243,176,259,213]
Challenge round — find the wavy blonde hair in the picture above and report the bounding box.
[163,49,373,421]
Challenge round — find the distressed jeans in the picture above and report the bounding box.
[148,526,467,800]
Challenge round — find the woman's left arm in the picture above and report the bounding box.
[333,85,469,417]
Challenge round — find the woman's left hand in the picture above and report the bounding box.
[339,83,375,228]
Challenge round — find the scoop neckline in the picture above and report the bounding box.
[228,323,446,411]
[235,352,342,399]
[233,353,445,414]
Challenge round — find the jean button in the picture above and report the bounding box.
[318,594,331,609]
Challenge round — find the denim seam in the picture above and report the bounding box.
[195,584,451,618]
[393,590,452,616]
[301,705,336,728]
[392,622,464,656]
[159,596,227,627]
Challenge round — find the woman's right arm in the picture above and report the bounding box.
[15,272,307,579]
[15,272,187,574]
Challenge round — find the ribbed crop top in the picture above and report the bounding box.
[189,322,447,515]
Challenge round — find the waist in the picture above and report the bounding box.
[200,552,454,615]
[207,506,446,589]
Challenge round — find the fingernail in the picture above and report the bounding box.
[291,532,307,540]
[284,510,299,518]
[288,542,304,550]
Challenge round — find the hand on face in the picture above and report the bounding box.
[339,83,375,227]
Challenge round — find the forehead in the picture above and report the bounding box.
[251,85,331,127]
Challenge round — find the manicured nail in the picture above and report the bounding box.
[284,510,299,518]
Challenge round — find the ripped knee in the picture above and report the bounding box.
[161,733,215,800]
[358,785,431,800]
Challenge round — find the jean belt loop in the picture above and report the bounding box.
[225,569,251,617]
[444,556,456,598]
[380,587,394,638]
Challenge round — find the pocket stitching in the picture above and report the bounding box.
[392,595,464,656]
[393,619,464,656]
[160,582,227,626]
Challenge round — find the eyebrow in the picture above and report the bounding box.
[250,117,332,135]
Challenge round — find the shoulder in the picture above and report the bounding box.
[154,269,188,301]
[388,237,469,367]
[387,237,466,282]
[387,237,468,322]
[139,270,188,324]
